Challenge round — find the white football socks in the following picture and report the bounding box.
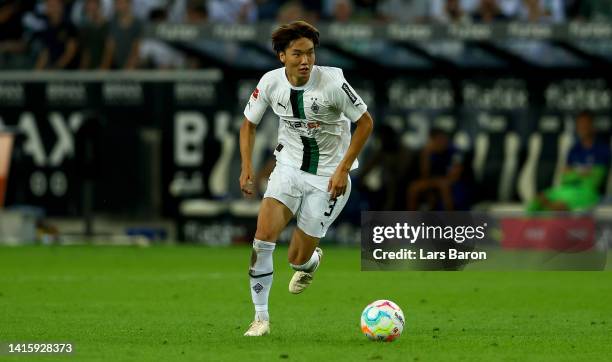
[290,249,320,273]
[249,239,275,321]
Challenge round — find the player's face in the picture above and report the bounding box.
[280,37,315,85]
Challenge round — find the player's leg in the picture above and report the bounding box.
[246,163,300,336]
[287,227,322,294]
[288,227,321,272]
[245,198,293,337]
[288,177,352,294]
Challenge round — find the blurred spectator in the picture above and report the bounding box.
[101,0,142,69]
[377,0,430,23]
[182,2,209,68]
[139,8,186,68]
[301,0,323,23]
[0,0,35,69]
[578,0,612,22]
[331,0,353,22]
[357,124,413,211]
[473,0,508,22]
[166,0,187,22]
[276,1,305,23]
[257,0,284,21]
[432,0,472,23]
[167,0,209,23]
[527,111,611,212]
[132,0,166,20]
[517,0,565,23]
[34,0,78,69]
[78,0,109,69]
[564,0,581,20]
[207,0,258,23]
[407,128,469,211]
[497,0,519,17]
[62,0,79,20]
[352,0,377,19]
[185,0,209,23]
[72,0,165,23]
[70,0,113,25]
[431,0,478,23]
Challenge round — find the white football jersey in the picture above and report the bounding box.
[243,65,368,176]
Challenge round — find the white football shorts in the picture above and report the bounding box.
[263,163,351,238]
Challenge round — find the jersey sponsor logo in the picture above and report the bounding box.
[252,87,259,100]
[282,119,321,137]
[306,121,321,129]
[342,83,357,104]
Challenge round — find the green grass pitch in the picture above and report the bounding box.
[1,245,611,361]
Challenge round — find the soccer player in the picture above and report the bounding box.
[240,20,373,336]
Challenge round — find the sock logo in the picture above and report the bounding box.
[252,283,264,294]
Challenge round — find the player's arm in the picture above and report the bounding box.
[240,78,269,196]
[329,111,373,199]
[240,118,257,196]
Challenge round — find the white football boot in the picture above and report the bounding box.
[289,247,323,294]
[244,320,270,336]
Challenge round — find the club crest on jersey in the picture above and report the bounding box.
[310,97,320,114]
[252,87,259,100]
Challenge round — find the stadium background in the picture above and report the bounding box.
[2,0,612,245]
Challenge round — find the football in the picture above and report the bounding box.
[360,300,405,342]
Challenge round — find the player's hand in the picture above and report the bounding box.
[240,167,255,197]
[328,168,349,200]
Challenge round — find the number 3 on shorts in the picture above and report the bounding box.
[324,198,338,217]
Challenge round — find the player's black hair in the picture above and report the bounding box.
[271,20,320,54]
